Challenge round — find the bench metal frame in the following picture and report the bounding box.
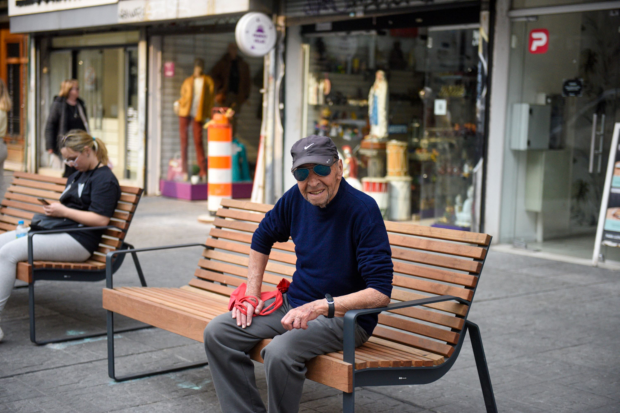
[105,243,210,382]
[104,239,497,413]
[342,239,497,413]
[27,226,150,346]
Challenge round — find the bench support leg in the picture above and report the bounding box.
[107,311,209,382]
[467,321,498,413]
[124,243,147,287]
[28,281,151,346]
[343,390,355,413]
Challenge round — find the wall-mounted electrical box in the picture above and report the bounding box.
[511,104,551,150]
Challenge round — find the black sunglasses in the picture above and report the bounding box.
[292,164,332,181]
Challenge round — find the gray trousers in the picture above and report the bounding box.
[0,230,91,313]
[203,294,369,413]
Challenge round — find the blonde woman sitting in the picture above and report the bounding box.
[0,130,120,341]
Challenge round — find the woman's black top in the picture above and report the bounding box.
[60,166,120,254]
[65,102,86,132]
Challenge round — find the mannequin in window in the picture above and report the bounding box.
[210,43,251,133]
[175,58,214,182]
[368,70,389,139]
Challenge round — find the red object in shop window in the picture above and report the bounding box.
[390,28,418,38]
[529,29,549,54]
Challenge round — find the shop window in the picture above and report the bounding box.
[512,0,602,9]
[0,30,28,168]
[302,28,484,229]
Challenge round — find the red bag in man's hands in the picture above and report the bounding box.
[228,278,291,316]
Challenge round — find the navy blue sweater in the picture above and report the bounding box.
[251,179,393,335]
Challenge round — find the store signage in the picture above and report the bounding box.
[118,0,249,23]
[164,62,175,78]
[593,124,620,264]
[562,78,583,97]
[9,0,117,16]
[529,29,549,54]
[434,99,447,116]
[235,12,277,58]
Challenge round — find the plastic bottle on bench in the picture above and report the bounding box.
[16,220,28,239]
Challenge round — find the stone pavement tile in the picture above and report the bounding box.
[496,381,616,413]
[115,327,202,352]
[484,252,551,271]
[473,269,578,302]
[588,403,620,412]
[302,390,425,413]
[543,342,620,371]
[552,368,620,401]
[2,395,80,413]
[0,377,46,403]
[111,393,222,413]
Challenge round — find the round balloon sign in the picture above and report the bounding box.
[235,12,277,58]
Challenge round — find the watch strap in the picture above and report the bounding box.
[325,293,335,318]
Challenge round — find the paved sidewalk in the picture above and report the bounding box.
[1,196,619,412]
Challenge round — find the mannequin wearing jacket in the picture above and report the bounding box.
[210,43,250,132]
[176,58,214,181]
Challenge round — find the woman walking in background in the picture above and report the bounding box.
[44,79,89,177]
[0,78,12,189]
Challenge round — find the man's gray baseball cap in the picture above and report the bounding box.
[291,135,339,171]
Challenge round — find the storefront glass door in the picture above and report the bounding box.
[43,47,141,187]
[301,24,484,228]
[506,9,620,260]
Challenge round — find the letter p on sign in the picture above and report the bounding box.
[529,29,549,54]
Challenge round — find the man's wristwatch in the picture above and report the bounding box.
[325,294,335,318]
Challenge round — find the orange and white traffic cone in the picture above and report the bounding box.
[207,108,233,213]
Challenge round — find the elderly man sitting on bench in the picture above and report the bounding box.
[203,135,394,413]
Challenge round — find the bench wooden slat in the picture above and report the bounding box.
[220,198,273,213]
[196,263,286,287]
[202,250,295,277]
[392,274,473,302]
[388,233,487,260]
[388,306,464,330]
[391,246,482,274]
[206,238,297,265]
[393,261,478,288]
[385,221,491,246]
[6,186,61,200]
[391,289,469,316]
[378,314,460,344]
[1,207,35,220]
[367,336,445,365]
[11,178,66,193]
[209,228,296,252]
[213,217,259,233]
[216,208,265,224]
[189,278,237,296]
[119,186,143,195]
[372,325,454,358]
[14,171,67,185]
[2,199,45,214]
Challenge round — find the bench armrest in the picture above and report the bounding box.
[105,243,207,289]
[27,225,119,265]
[342,295,469,366]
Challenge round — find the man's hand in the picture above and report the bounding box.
[232,298,264,329]
[43,203,68,218]
[281,300,326,331]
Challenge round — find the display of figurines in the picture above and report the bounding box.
[386,140,409,177]
[368,70,389,140]
[455,185,474,228]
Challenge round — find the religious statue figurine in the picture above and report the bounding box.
[368,70,389,139]
[175,58,215,182]
[455,185,474,228]
[210,43,251,133]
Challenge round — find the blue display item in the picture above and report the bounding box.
[232,138,252,182]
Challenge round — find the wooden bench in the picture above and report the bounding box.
[103,199,497,413]
[1,172,147,345]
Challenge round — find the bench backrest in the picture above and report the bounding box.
[0,172,143,262]
[192,198,491,360]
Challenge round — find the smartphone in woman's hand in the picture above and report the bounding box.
[37,198,50,205]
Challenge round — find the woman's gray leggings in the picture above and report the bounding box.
[0,230,91,313]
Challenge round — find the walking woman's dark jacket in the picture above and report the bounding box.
[44,96,89,155]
